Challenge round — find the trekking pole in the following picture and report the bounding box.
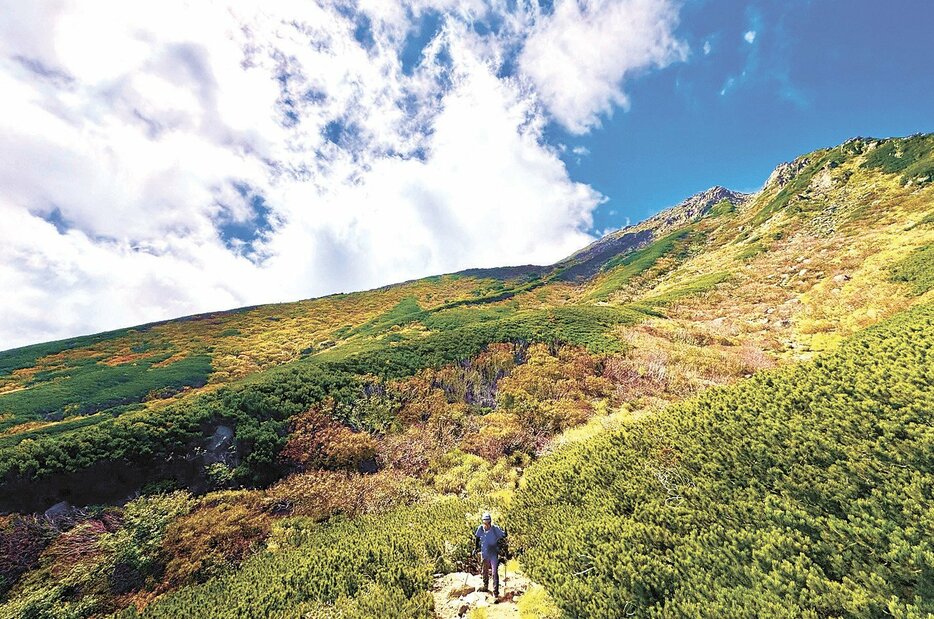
[503,557,507,598]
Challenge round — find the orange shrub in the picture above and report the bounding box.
[378,425,436,475]
[266,470,423,520]
[393,373,449,425]
[460,411,533,460]
[281,404,378,472]
[498,344,612,407]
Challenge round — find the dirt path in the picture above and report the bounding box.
[431,564,536,619]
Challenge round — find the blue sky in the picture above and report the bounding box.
[1,0,931,348]
[553,0,934,231]
[381,0,934,234]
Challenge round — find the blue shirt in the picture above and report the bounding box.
[474,524,506,559]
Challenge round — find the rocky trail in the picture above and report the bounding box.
[431,564,538,619]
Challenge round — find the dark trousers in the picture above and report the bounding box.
[481,555,500,594]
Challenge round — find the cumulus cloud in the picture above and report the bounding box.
[519,0,687,134]
[0,0,681,349]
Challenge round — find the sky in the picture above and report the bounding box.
[0,0,932,350]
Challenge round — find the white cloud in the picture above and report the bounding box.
[744,30,757,43]
[703,40,712,55]
[0,0,680,349]
[519,0,687,134]
[570,145,591,165]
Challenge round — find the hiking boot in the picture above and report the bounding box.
[479,585,489,593]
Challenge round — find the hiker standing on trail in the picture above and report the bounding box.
[473,512,507,600]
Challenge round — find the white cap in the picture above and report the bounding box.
[481,512,492,522]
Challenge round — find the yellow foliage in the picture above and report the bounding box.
[518,584,562,619]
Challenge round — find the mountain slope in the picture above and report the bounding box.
[2,135,932,501]
[106,298,934,619]
[0,134,932,617]
[511,302,933,617]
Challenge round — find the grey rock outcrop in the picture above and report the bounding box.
[203,424,238,466]
[635,185,752,235]
[766,157,810,190]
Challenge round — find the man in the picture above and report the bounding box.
[473,512,507,600]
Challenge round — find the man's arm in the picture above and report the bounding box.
[473,527,481,554]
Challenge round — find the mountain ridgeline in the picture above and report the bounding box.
[0,135,932,618]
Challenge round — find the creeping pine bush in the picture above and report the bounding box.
[117,499,478,619]
[510,303,934,618]
[889,244,933,295]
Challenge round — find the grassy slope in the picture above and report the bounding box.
[510,302,933,618]
[115,300,934,619]
[0,134,932,616]
[2,135,932,485]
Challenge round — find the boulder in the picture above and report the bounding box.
[43,500,72,520]
[203,425,238,466]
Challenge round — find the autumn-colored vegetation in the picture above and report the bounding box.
[0,135,932,617]
[280,404,378,472]
[510,303,933,618]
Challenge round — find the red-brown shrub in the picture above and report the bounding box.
[161,492,271,588]
[281,404,378,472]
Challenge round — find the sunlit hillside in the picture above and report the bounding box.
[0,135,931,618]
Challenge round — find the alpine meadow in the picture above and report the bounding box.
[1,133,932,618]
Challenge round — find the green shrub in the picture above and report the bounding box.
[102,492,196,587]
[889,244,933,295]
[116,499,477,619]
[861,134,934,185]
[510,303,934,618]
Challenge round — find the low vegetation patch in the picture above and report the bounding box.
[587,229,694,300]
[510,304,933,618]
[0,353,212,432]
[861,134,934,185]
[642,271,732,306]
[889,243,934,295]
